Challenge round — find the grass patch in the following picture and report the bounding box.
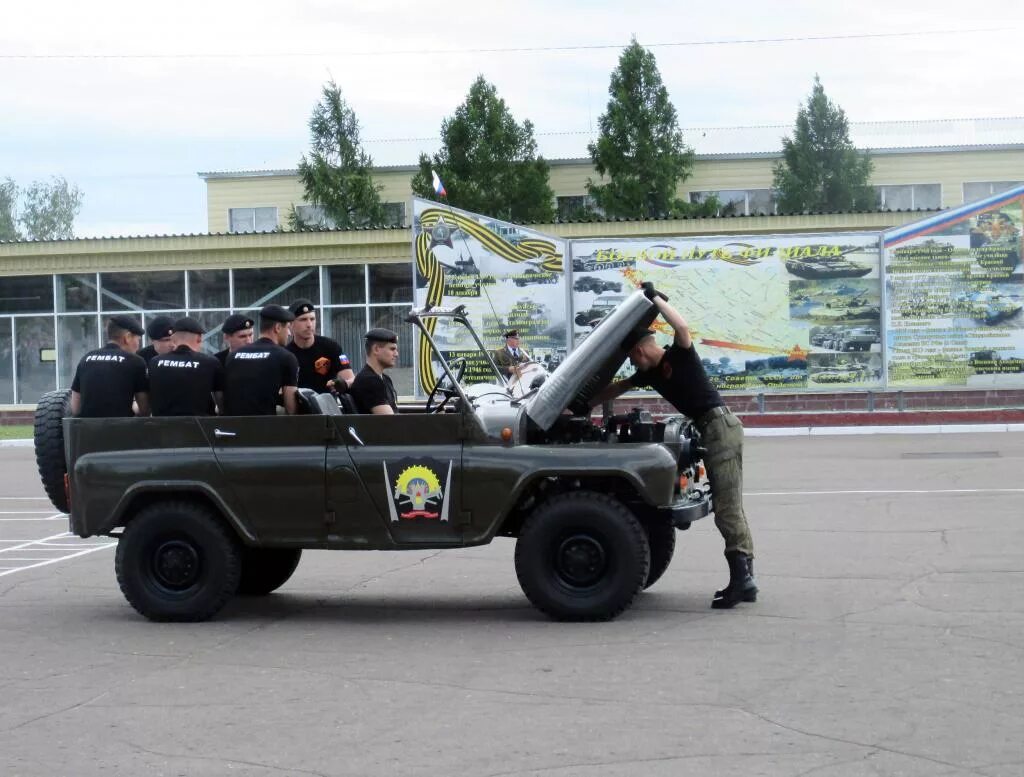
[0,425,32,440]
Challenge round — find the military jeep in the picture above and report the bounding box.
[35,289,711,623]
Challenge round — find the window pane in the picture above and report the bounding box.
[322,307,366,367]
[369,305,415,396]
[58,315,98,389]
[229,208,254,233]
[963,183,993,202]
[15,316,55,403]
[57,274,97,313]
[0,318,12,403]
[324,265,365,305]
[369,263,412,304]
[254,207,278,232]
[914,184,941,210]
[0,275,53,314]
[383,202,406,227]
[557,195,595,220]
[747,189,774,215]
[188,269,229,309]
[232,266,319,310]
[100,271,185,311]
[881,185,913,210]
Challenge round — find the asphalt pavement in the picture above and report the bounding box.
[0,433,1022,777]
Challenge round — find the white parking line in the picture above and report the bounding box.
[0,544,115,578]
[0,497,50,501]
[0,516,67,521]
[0,510,63,515]
[746,487,1024,496]
[0,531,76,554]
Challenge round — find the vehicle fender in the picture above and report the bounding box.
[107,481,256,543]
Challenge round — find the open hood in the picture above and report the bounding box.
[525,290,658,431]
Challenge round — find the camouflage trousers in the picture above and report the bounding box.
[700,409,754,557]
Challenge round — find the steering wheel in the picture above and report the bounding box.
[426,358,467,413]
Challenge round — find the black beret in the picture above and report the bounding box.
[504,329,519,339]
[365,327,398,344]
[171,316,204,335]
[289,299,316,317]
[145,315,175,341]
[221,313,254,335]
[622,327,656,350]
[109,314,145,336]
[260,304,295,324]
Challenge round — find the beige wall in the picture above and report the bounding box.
[205,148,1024,231]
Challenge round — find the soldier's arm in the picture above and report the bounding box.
[370,403,395,415]
[282,386,298,415]
[212,391,224,415]
[69,390,82,417]
[653,297,693,349]
[134,392,151,417]
[590,379,632,407]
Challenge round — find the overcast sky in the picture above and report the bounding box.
[2,0,1022,238]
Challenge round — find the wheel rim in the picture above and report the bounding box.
[151,539,202,591]
[555,533,608,588]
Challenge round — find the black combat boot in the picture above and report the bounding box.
[711,551,758,609]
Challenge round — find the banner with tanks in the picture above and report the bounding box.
[570,234,883,391]
[412,199,568,395]
[882,186,1024,388]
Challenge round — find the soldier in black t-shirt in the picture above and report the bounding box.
[148,317,226,416]
[349,328,399,414]
[214,313,255,366]
[592,290,757,610]
[223,305,300,416]
[137,316,175,363]
[70,314,150,418]
[286,299,355,394]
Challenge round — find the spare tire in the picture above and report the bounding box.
[33,389,70,513]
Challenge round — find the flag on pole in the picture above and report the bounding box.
[431,170,447,198]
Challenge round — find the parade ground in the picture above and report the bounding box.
[0,433,1021,777]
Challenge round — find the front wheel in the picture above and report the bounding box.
[237,548,302,595]
[115,501,241,622]
[514,491,650,621]
[641,516,676,590]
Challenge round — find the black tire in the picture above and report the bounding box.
[237,548,302,596]
[514,491,650,622]
[115,501,241,622]
[33,389,71,513]
[641,516,676,590]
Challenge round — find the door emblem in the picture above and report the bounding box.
[383,459,453,522]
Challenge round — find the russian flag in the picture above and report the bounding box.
[431,169,447,198]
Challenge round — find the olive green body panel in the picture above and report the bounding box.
[64,413,680,551]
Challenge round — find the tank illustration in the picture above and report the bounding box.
[956,290,1023,325]
[785,255,872,279]
[574,276,623,294]
[809,291,880,322]
[513,268,558,287]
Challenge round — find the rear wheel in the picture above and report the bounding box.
[237,548,302,595]
[33,389,71,513]
[641,516,676,590]
[115,501,241,622]
[514,491,650,622]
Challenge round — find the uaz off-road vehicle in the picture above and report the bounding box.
[34,290,711,623]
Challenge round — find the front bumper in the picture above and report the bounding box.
[660,491,712,530]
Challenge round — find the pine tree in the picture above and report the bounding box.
[295,80,385,229]
[773,76,875,212]
[587,39,713,219]
[411,76,555,223]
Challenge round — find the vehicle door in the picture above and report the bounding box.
[201,416,330,545]
[332,413,465,545]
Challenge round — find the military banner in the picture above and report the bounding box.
[412,197,568,395]
[883,186,1024,388]
[570,234,883,391]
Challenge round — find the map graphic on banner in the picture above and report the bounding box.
[570,234,883,391]
[412,198,568,394]
[883,186,1024,388]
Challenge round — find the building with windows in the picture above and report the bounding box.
[1,117,1022,407]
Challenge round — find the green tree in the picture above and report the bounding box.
[19,177,83,240]
[294,80,385,229]
[587,40,713,220]
[412,76,555,223]
[0,178,18,241]
[772,76,875,212]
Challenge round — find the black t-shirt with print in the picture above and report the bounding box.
[223,337,299,416]
[629,343,722,419]
[287,335,351,394]
[349,363,398,413]
[70,343,148,418]
[148,345,225,417]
